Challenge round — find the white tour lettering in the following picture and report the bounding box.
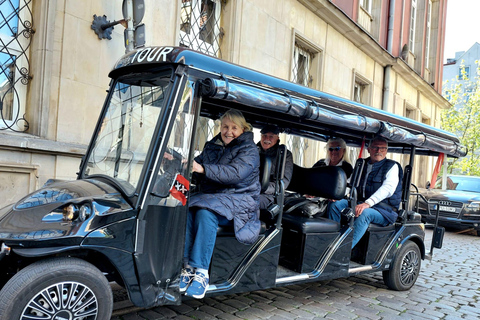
[130,47,174,64]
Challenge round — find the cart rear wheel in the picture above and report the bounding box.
[0,257,113,320]
[382,240,421,291]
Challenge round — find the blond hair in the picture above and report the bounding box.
[220,109,252,132]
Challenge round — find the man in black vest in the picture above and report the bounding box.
[327,137,403,248]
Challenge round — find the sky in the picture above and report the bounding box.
[444,0,480,62]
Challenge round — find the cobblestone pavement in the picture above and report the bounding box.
[111,228,480,320]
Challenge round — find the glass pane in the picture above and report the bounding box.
[179,0,220,57]
[0,52,16,120]
[153,80,196,199]
[0,0,20,37]
[85,72,173,194]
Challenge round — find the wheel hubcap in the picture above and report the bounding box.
[400,250,420,286]
[21,281,98,320]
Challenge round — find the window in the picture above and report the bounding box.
[291,34,322,89]
[292,43,313,87]
[360,0,372,14]
[459,66,470,80]
[424,0,432,69]
[353,72,372,105]
[290,35,322,165]
[0,0,33,132]
[179,0,222,57]
[409,0,417,53]
[405,104,416,120]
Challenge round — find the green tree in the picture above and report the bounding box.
[442,61,480,175]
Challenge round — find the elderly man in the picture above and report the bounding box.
[257,124,293,210]
[327,137,403,248]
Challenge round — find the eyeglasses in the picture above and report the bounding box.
[369,146,388,151]
[328,147,342,152]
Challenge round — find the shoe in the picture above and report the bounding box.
[179,267,194,293]
[185,271,209,299]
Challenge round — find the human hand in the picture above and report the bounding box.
[192,160,205,174]
[355,202,370,217]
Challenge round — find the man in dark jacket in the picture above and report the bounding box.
[257,124,294,210]
[327,137,403,248]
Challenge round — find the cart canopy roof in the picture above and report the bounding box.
[111,46,466,158]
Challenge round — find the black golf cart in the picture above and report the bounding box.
[0,46,466,319]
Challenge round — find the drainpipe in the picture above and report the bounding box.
[382,0,396,112]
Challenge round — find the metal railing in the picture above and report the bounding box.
[0,0,33,132]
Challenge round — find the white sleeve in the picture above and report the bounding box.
[365,164,400,207]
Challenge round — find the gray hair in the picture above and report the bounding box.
[325,137,350,164]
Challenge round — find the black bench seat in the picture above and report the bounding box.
[282,214,340,233]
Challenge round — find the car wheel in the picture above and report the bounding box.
[382,240,421,291]
[0,257,113,320]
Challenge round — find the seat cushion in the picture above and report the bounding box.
[282,214,340,233]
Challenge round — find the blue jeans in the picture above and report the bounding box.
[183,208,232,269]
[328,199,389,248]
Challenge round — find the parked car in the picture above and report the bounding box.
[414,175,480,236]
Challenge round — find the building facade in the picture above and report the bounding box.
[0,0,449,204]
[443,42,480,90]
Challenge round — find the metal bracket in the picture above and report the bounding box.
[91,14,125,40]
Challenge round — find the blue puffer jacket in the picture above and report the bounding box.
[189,131,261,245]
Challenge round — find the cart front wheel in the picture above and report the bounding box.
[383,240,421,291]
[0,257,113,320]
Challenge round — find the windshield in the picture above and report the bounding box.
[84,71,173,194]
[435,176,480,193]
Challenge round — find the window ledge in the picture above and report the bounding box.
[0,132,86,157]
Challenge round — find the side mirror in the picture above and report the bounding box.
[426,181,431,189]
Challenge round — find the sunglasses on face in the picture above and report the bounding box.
[328,147,342,152]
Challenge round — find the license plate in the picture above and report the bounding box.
[439,206,456,213]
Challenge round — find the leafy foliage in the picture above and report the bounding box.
[442,61,480,175]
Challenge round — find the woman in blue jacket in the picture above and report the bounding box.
[181,109,261,299]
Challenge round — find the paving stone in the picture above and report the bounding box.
[187,309,218,320]
[222,298,249,310]
[151,306,178,318]
[200,305,225,317]
[234,307,272,319]
[113,230,480,320]
[210,302,238,314]
[165,304,194,315]
[137,310,165,320]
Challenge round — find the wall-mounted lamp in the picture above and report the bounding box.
[90,0,145,52]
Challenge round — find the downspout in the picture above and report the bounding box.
[382,0,395,112]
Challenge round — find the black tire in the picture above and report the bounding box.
[382,240,421,291]
[0,257,113,320]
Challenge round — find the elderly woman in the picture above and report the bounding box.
[313,137,353,178]
[181,109,261,299]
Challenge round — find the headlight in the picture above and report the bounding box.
[467,201,480,209]
[78,204,92,221]
[63,204,79,221]
[62,203,92,221]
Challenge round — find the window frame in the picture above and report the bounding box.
[179,0,221,57]
[0,0,31,131]
[360,0,372,14]
[352,71,372,106]
[409,0,417,53]
[424,0,432,70]
[290,30,323,90]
